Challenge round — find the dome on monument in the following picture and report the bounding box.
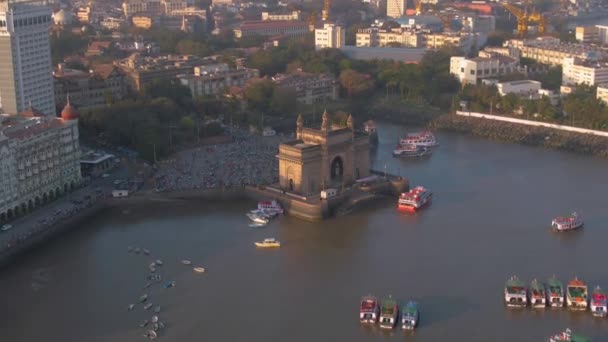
[60,99,79,121]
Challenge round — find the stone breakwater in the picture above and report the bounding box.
[431,114,608,158]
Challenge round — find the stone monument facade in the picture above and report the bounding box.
[277,110,370,195]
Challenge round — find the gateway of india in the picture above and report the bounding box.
[277,110,370,196]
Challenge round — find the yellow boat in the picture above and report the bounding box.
[255,238,281,248]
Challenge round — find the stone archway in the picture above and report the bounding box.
[56,187,62,197]
[42,193,48,203]
[35,196,41,206]
[0,212,5,222]
[64,184,69,193]
[20,203,27,213]
[14,206,20,216]
[330,156,344,181]
[7,209,13,219]
[289,179,294,192]
[28,200,34,211]
[70,181,75,191]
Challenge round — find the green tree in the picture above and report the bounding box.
[339,69,374,98]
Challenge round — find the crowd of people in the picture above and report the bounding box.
[154,130,290,192]
[0,190,108,256]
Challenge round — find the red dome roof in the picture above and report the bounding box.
[61,102,79,120]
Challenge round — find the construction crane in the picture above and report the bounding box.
[501,2,546,36]
[415,0,423,15]
[322,0,330,21]
[308,11,317,32]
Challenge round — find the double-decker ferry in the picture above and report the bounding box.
[552,212,583,232]
[566,277,588,310]
[504,276,527,307]
[547,276,565,308]
[397,186,432,212]
[258,200,284,214]
[392,144,432,158]
[379,297,399,329]
[359,295,380,324]
[399,131,439,148]
[529,279,547,308]
[400,301,420,330]
[590,286,607,317]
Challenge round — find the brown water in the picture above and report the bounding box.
[1,123,608,342]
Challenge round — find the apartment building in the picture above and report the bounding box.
[177,64,259,97]
[450,55,519,85]
[562,57,608,86]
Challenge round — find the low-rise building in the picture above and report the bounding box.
[0,104,81,223]
[562,57,608,86]
[261,10,300,21]
[100,17,125,30]
[315,22,345,50]
[505,37,605,66]
[597,84,608,104]
[496,80,541,96]
[356,27,483,52]
[76,6,91,23]
[178,64,259,97]
[450,55,519,85]
[53,64,129,109]
[272,71,338,105]
[122,0,188,17]
[234,20,308,39]
[116,53,213,91]
[575,26,598,43]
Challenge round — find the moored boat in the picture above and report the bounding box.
[552,212,583,232]
[400,301,420,330]
[257,200,283,214]
[392,144,432,158]
[590,286,607,317]
[143,303,153,310]
[529,279,547,308]
[359,295,380,324]
[504,276,527,307]
[246,213,269,225]
[566,277,588,310]
[400,131,439,148]
[193,267,206,273]
[127,304,135,311]
[139,294,149,303]
[255,238,281,248]
[397,186,432,212]
[549,328,590,342]
[379,296,399,329]
[547,276,565,308]
[181,260,192,265]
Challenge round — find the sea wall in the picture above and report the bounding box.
[431,113,608,158]
[245,186,329,221]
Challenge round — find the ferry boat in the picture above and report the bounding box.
[246,213,269,225]
[399,131,439,148]
[392,144,432,158]
[549,328,590,342]
[566,277,588,310]
[504,276,527,307]
[400,301,420,330]
[547,276,565,308]
[257,200,283,214]
[359,295,380,324]
[529,279,547,308]
[254,238,281,248]
[590,286,607,317]
[552,212,583,232]
[397,186,432,212]
[379,297,399,329]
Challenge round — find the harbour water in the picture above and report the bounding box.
[1,122,608,341]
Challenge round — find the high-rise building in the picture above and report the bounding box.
[386,0,405,18]
[0,0,56,117]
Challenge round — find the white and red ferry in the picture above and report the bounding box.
[397,186,432,212]
[257,200,284,214]
[399,131,439,148]
[551,212,583,232]
[359,295,379,324]
[392,144,432,158]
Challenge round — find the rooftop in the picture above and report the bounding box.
[239,20,308,30]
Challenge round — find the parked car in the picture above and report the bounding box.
[1,224,13,232]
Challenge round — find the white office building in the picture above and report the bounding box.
[0,0,56,116]
[562,57,608,86]
[315,22,345,50]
